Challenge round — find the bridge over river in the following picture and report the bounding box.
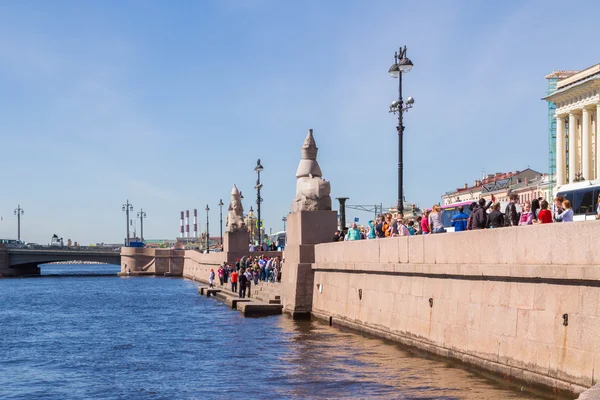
[0,246,121,276]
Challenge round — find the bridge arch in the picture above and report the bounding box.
[1,248,121,277]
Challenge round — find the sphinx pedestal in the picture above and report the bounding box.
[224,231,249,253]
[223,231,250,263]
[282,210,337,319]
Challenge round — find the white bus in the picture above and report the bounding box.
[556,180,600,221]
[269,231,286,250]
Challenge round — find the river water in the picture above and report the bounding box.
[0,264,568,400]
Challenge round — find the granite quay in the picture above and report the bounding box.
[4,129,600,398]
[117,130,600,398]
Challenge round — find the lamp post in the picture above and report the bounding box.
[218,199,224,245]
[282,216,287,232]
[254,159,264,245]
[122,200,133,246]
[204,204,210,253]
[137,209,147,241]
[14,205,24,242]
[335,197,349,230]
[388,45,414,214]
[249,206,254,245]
[205,204,210,252]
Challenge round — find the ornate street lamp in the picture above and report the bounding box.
[14,205,24,242]
[254,159,264,244]
[388,45,414,213]
[137,209,147,241]
[249,206,254,245]
[122,200,133,246]
[218,199,224,246]
[282,216,287,232]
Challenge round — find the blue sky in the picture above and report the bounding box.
[1,0,600,244]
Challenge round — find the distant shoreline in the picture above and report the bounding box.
[44,261,110,265]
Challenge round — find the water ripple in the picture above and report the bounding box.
[0,264,567,400]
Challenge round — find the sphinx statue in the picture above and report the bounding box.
[291,129,332,212]
[226,184,247,232]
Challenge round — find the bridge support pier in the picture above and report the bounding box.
[0,248,40,277]
[0,264,41,277]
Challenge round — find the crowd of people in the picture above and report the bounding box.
[333,193,600,241]
[208,255,282,299]
[249,242,278,252]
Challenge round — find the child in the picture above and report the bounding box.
[537,200,552,224]
[407,220,416,235]
[209,269,215,288]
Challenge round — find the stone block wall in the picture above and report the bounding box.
[310,221,600,395]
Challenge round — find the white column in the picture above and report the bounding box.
[597,104,600,179]
[582,108,591,180]
[568,112,578,183]
[556,115,566,186]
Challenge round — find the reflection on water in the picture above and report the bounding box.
[274,317,570,400]
[40,263,121,276]
[0,264,571,400]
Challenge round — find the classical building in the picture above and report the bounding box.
[544,65,600,190]
[441,169,541,205]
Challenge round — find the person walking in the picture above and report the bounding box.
[531,198,541,223]
[471,198,492,230]
[245,268,253,298]
[596,194,600,220]
[518,203,534,225]
[555,200,574,222]
[466,202,477,230]
[375,216,385,238]
[428,205,446,234]
[383,214,392,237]
[345,222,362,240]
[553,196,565,222]
[398,219,411,236]
[487,203,505,228]
[407,220,416,235]
[265,258,272,283]
[505,194,520,226]
[230,268,239,293]
[536,200,553,224]
[209,269,215,288]
[421,210,431,235]
[367,220,377,239]
[218,264,225,287]
[450,206,469,232]
[238,269,247,298]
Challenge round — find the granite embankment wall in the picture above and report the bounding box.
[120,247,282,284]
[310,221,600,395]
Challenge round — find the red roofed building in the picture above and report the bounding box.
[441,168,542,205]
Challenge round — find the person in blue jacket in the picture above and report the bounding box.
[450,206,469,232]
[367,220,377,239]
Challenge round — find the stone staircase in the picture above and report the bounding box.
[197,281,282,317]
[251,281,282,305]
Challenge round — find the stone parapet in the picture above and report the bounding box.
[309,220,600,397]
[315,221,600,265]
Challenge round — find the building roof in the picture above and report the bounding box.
[556,64,600,88]
[544,73,600,101]
[446,168,540,195]
[545,70,579,80]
